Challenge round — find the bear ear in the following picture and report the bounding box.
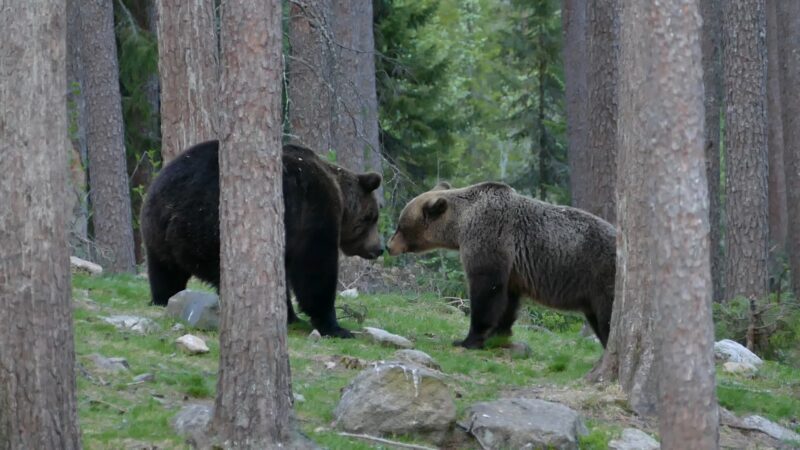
[358,173,382,192]
[423,197,448,219]
[432,181,452,191]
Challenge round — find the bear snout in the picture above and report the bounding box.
[386,232,407,256]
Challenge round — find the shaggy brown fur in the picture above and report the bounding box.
[387,181,616,348]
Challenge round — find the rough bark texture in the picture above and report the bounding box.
[0,1,81,447]
[288,0,334,153]
[777,2,800,296]
[210,0,293,446]
[157,0,218,163]
[646,2,720,447]
[700,0,724,302]
[585,0,618,223]
[766,0,788,258]
[81,0,137,273]
[722,0,769,302]
[562,0,589,210]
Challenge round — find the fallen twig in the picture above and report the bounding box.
[337,432,437,450]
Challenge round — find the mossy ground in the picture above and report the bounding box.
[72,273,799,449]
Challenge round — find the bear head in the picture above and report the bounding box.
[387,181,457,255]
[335,169,384,259]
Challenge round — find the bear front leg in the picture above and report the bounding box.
[146,254,191,306]
[455,263,512,349]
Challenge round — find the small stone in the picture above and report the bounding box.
[176,334,210,354]
[308,329,322,341]
[714,339,763,366]
[339,288,359,298]
[723,361,757,377]
[171,323,185,332]
[609,428,659,450]
[363,327,413,349]
[172,403,213,437]
[87,354,129,374]
[509,341,533,359]
[324,361,337,370]
[102,315,160,334]
[70,256,103,275]
[133,373,155,383]
[166,290,220,330]
[393,349,441,371]
[294,393,306,403]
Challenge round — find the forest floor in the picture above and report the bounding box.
[71,273,800,449]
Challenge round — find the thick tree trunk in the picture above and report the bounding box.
[0,1,81,447]
[586,0,618,223]
[81,0,137,273]
[766,0,788,270]
[288,0,334,153]
[722,0,769,302]
[700,0,724,302]
[210,0,292,446]
[646,1,719,446]
[777,3,800,296]
[156,0,218,163]
[562,0,589,210]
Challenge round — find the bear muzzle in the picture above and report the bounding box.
[386,232,407,256]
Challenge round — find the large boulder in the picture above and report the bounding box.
[608,428,659,450]
[462,398,588,450]
[166,290,220,331]
[333,362,456,443]
[714,339,763,366]
[393,349,441,371]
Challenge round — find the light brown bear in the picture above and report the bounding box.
[387,181,616,349]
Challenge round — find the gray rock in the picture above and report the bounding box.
[172,403,213,437]
[166,290,220,331]
[133,373,155,383]
[714,339,763,366]
[723,361,758,376]
[102,315,160,334]
[509,341,532,359]
[339,288,359,298]
[741,415,800,443]
[70,256,103,275]
[363,327,413,349]
[609,428,659,450]
[462,398,588,450]
[87,354,129,374]
[394,349,441,371]
[176,334,210,354]
[334,362,456,443]
[308,329,322,341]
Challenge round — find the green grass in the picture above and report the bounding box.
[71,273,800,448]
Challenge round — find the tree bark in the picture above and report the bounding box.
[585,0,618,223]
[288,0,334,153]
[722,0,769,302]
[766,0,788,265]
[562,0,589,210]
[700,0,724,302]
[156,0,218,163]
[81,0,137,273]
[0,1,81,447]
[210,0,292,446]
[777,2,800,296]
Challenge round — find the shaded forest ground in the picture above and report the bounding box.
[72,273,800,449]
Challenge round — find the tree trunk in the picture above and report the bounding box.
[288,0,335,153]
[766,0,788,272]
[0,1,81,447]
[210,0,292,446]
[156,0,218,163]
[722,0,769,302]
[777,2,800,296]
[81,0,137,273]
[562,0,589,210]
[700,0,724,302]
[646,1,720,445]
[586,0,618,223]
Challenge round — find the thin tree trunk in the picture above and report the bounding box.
[700,0,724,302]
[157,0,218,163]
[82,0,137,273]
[0,1,81,447]
[210,0,292,445]
[766,0,788,269]
[586,0,618,223]
[288,0,334,153]
[646,0,720,445]
[562,0,589,210]
[777,2,800,296]
[722,0,769,302]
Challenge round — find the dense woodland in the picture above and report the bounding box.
[1,0,800,448]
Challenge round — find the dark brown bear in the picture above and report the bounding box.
[141,140,382,338]
[387,181,615,348]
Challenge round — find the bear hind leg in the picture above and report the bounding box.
[491,290,521,338]
[585,296,611,347]
[456,263,511,349]
[146,255,191,306]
